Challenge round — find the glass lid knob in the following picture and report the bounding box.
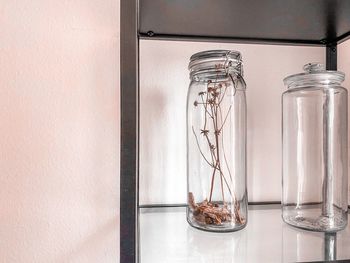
[303,63,325,73]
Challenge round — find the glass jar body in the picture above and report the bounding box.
[187,73,247,232]
[282,84,348,232]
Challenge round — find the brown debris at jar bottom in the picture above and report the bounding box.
[188,192,245,226]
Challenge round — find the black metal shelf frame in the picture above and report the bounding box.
[121,1,349,262]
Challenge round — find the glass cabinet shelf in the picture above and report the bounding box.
[139,205,350,263]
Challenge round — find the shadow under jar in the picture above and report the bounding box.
[282,63,348,232]
[187,50,247,232]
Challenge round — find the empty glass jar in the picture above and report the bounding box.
[187,50,247,232]
[282,63,348,232]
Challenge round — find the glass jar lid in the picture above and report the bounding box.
[283,63,345,88]
[188,50,243,80]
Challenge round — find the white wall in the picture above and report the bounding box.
[0,1,119,262]
[139,40,326,205]
[140,40,350,206]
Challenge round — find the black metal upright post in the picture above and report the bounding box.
[120,0,138,262]
[323,43,340,262]
[322,44,338,223]
[326,45,337,70]
[324,232,337,261]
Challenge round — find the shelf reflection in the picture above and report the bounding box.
[282,224,340,262]
[187,225,247,263]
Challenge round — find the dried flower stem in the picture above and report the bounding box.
[219,104,233,183]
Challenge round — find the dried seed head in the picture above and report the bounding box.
[212,91,219,98]
[208,98,215,105]
[200,129,209,136]
[214,130,221,135]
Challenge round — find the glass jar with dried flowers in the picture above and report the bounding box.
[187,50,247,232]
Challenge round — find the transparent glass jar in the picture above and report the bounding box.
[282,63,348,232]
[187,50,247,232]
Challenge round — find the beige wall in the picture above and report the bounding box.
[0,0,119,262]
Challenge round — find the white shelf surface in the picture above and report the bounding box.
[139,206,350,263]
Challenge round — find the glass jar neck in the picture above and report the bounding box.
[189,50,243,82]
